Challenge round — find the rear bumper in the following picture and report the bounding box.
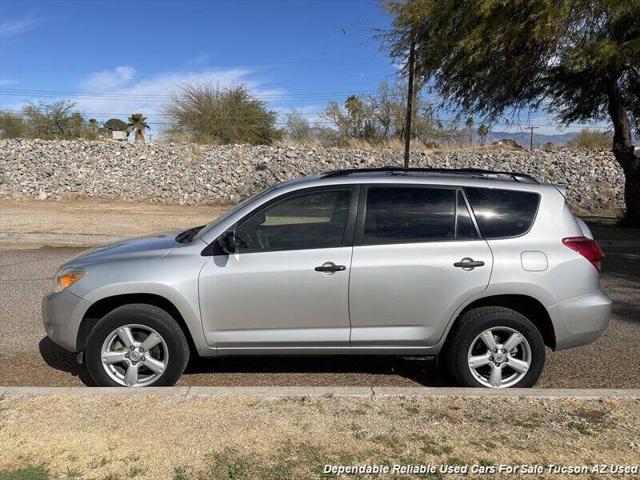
[548,290,612,350]
[42,289,87,352]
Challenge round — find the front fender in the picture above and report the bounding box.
[77,281,211,356]
[68,245,212,356]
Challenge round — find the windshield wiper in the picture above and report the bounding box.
[175,225,205,244]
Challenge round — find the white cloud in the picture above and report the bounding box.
[82,66,136,91]
[0,15,37,37]
[1,64,293,136]
[71,67,286,130]
[187,54,211,66]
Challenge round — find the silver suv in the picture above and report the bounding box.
[43,167,612,388]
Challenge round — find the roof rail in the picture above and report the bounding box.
[321,166,538,183]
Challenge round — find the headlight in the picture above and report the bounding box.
[52,269,86,293]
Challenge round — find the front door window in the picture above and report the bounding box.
[235,188,352,252]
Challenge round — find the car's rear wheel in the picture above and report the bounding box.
[445,307,545,388]
[85,304,189,387]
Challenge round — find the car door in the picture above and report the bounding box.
[349,185,493,346]
[198,186,357,349]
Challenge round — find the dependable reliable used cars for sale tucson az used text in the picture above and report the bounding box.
[43,167,612,388]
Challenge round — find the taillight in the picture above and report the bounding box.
[562,236,603,273]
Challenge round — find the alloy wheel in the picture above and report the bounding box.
[100,324,168,387]
[467,326,531,388]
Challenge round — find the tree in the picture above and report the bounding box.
[477,124,490,146]
[1,102,98,140]
[383,0,640,225]
[324,94,380,143]
[376,80,395,138]
[22,100,87,139]
[163,83,279,145]
[285,110,312,142]
[346,95,378,139]
[127,113,149,143]
[465,116,474,147]
[103,118,128,132]
[322,80,448,146]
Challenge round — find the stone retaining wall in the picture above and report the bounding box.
[0,139,624,212]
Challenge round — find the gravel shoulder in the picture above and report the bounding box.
[1,394,639,479]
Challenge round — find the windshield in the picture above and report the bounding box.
[192,185,279,242]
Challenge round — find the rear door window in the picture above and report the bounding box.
[465,187,540,238]
[360,186,456,244]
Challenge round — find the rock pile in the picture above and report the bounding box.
[0,139,624,212]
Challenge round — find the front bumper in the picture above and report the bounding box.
[42,288,87,352]
[548,290,612,350]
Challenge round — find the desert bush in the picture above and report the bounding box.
[0,111,27,139]
[163,83,279,145]
[285,111,312,143]
[568,129,613,151]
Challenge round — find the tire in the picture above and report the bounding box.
[445,306,545,388]
[85,303,190,387]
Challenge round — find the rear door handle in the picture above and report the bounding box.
[315,262,346,273]
[454,258,485,269]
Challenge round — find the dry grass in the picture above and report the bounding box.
[1,394,638,479]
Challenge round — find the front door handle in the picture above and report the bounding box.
[454,258,485,270]
[315,262,346,273]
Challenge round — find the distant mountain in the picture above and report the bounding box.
[487,131,580,148]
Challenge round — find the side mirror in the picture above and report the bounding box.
[217,230,237,255]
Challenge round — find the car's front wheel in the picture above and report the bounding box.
[85,304,190,387]
[446,307,545,388]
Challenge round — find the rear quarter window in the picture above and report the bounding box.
[465,187,540,238]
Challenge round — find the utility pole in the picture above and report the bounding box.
[526,126,539,151]
[403,33,416,169]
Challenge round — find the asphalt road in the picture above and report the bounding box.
[0,242,638,388]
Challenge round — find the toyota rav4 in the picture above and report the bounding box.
[43,167,612,388]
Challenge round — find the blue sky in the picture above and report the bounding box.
[0,0,397,136]
[0,0,606,136]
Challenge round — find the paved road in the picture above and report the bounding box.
[1,243,638,388]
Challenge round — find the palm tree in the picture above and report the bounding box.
[465,116,474,147]
[127,113,149,143]
[477,124,490,146]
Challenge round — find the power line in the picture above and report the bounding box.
[0,88,614,130]
[0,109,328,117]
[0,107,613,130]
[0,87,379,101]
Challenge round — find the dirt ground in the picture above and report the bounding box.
[1,394,639,480]
[0,198,229,237]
